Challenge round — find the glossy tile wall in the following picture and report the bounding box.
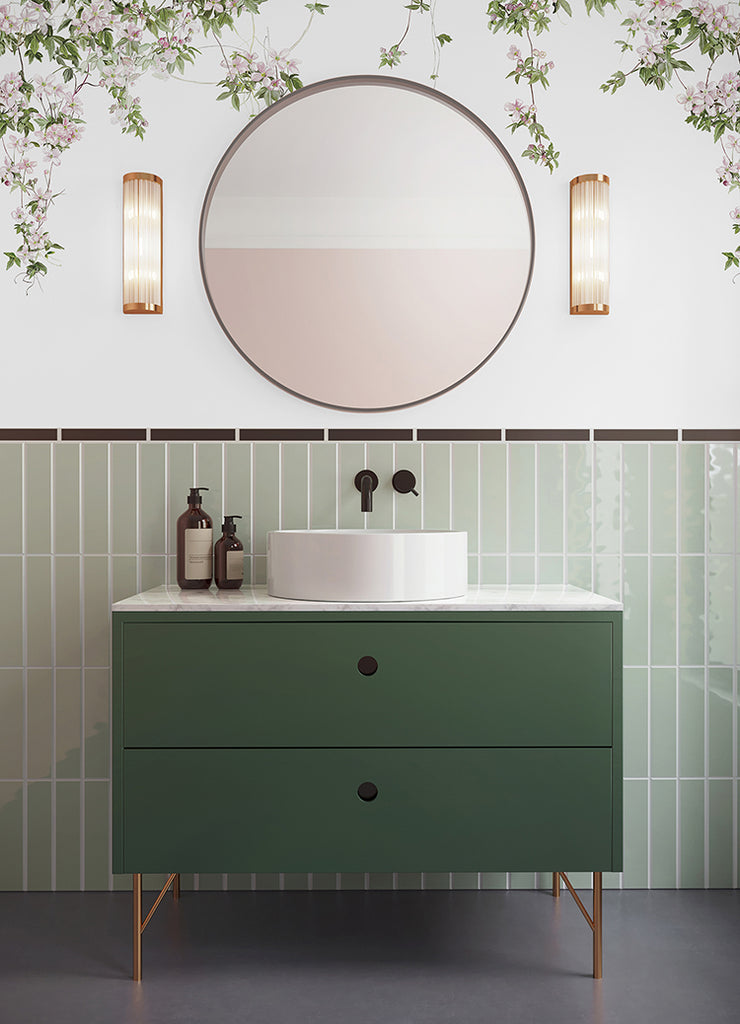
[0,438,737,892]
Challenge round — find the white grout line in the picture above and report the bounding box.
[534,443,540,586]
[674,442,681,890]
[733,444,738,890]
[646,443,653,890]
[21,443,28,892]
[704,444,710,889]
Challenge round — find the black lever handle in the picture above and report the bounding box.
[392,470,418,496]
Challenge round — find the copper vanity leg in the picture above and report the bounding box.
[552,871,560,897]
[173,873,180,901]
[593,871,603,980]
[133,873,142,982]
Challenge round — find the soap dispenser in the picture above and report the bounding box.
[214,515,244,590]
[176,487,213,589]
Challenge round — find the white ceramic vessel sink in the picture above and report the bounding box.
[267,530,468,602]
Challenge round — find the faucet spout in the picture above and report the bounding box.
[354,470,379,513]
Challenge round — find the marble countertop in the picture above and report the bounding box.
[113,584,623,613]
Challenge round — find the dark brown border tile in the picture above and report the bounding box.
[60,429,147,441]
[505,429,590,441]
[417,430,502,441]
[150,429,236,441]
[594,430,678,441]
[682,429,740,441]
[328,429,414,441]
[239,429,324,441]
[0,429,57,441]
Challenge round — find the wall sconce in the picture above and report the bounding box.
[570,173,609,315]
[122,172,163,314]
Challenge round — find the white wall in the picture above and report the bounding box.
[0,2,735,428]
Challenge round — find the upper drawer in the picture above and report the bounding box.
[119,619,614,748]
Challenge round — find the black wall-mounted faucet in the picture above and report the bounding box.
[354,470,379,513]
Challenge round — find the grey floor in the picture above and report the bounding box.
[0,888,738,1024]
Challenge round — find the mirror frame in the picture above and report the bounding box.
[199,74,536,412]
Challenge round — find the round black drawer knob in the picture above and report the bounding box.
[357,782,378,802]
[357,655,378,676]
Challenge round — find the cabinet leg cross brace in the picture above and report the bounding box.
[552,871,603,980]
[133,872,180,981]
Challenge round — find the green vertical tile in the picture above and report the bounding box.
[651,780,677,888]
[26,556,52,667]
[623,444,648,554]
[196,444,224,531]
[480,443,506,553]
[310,443,337,530]
[679,445,705,554]
[566,555,591,590]
[651,556,677,665]
[338,444,366,530]
[422,444,451,531]
[282,873,310,891]
[651,668,677,778]
[708,668,733,778]
[111,556,138,604]
[623,779,648,887]
[225,873,254,891]
[0,669,23,777]
[479,872,508,890]
[311,872,338,891]
[393,444,422,532]
[110,444,137,554]
[254,872,280,890]
[565,443,591,554]
[480,555,506,584]
[225,443,252,542]
[281,444,309,531]
[709,780,732,887]
[538,555,564,585]
[251,554,266,585]
[84,780,109,891]
[708,556,733,666]
[623,667,648,777]
[0,782,23,888]
[679,556,705,665]
[679,668,704,778]
[421,872,450,890]
[139,443,165,555]
[166,554,178,587]
[0,444,22,553]
[27,781,52,890]
[467,555,478,584]
[452,444,478,554]
[651,444,677,554]
[707,445,734,553]
[368,872,395,890]
[253,444,280,555]
[140,556,166,592]
[55,556,81,667]
[85,668,109,779]
[396,872,423,889]
[55,668,81,779]
[83,557,110,667]
[510,872,536,890]
[366,443,394,530]
[510,555,535,584]
[679,779,704,887]
[198,873,224,891]
[0,556,23,666]
[538,443,563,554]
[508,444,534,553]
[594,443,620,555]
[56,780,81,890]
[623,555,649,664]
[27,668,52,779]
[24,443,51,554]
[167,443,196,554]
[54,444,80,554]
[594,554,620,600]
[82,445,108,554]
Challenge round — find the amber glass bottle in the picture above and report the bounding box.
[214,515,244,590]
[176,487,213,589]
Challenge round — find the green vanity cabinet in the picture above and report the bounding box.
[111,587,622,978]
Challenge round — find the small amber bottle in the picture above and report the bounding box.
[176,487,213,589]
[214,515,244,590]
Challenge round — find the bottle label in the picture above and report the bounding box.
[185,529,213,580]
[226,550,244,581]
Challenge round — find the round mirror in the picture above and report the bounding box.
[200,75,534,412]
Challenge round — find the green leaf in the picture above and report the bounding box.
[231,93,241,111]
[436,33,452,45]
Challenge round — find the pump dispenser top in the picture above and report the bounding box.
[187,486,209,505]
[222,514,242,533]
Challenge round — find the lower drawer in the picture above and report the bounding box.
[116,748,615,873]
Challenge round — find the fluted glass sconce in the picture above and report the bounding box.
[570,173,609,315]
[123,172,163,314]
